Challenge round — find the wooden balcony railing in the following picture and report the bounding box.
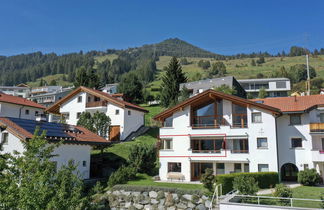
[232,114,248,128]
[86,101,107,108]
[192,115,228,128]
[192,150,221,153]
[310,123,324,133]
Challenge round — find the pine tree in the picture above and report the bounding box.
[160,57,187,107]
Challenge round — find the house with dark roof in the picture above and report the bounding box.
[46,86,148,141]
[0,117,110,179]
[180,76,246,98]
[0,92,46,120]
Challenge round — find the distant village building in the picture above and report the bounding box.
[0,84,31,98]
[0,92,45,120]
[0,117,110,179]
[29,86,73,107]
[238,78,291,98]
[101,83,118,94]
[46,86,148,141]
[180,76,246,98]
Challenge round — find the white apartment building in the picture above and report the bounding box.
[154,89,281,181]
[0,117,110,179]
[238,78,291,98]
[0,85,30,98]
[46,86,148,141]
[0,92,45,120]
[254,95,324,181]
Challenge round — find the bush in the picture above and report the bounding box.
[273,184,292,198]
[201,168,215,192]
[216,172,279,194]
[128,144,157,175]
[298,169,321,186]
[233,175,259,195]
[108,165,137,187]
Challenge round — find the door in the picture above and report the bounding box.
[109,126,120,141]
[191,162,213,181]
[281,163,299,181]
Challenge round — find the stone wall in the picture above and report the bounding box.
[93,188,213,209]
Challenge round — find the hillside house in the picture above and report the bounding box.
[46,86,148,141]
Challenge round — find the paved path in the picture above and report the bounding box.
[257,182,301,195]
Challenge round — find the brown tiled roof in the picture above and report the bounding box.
[0,93,45,109]
[0,117,110,145]
[154,89,281,121]
[250,95,324,112]
[46,86,148,114]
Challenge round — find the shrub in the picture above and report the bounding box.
[201,168,215,192]
[273,184,292,198]
[233,175,259,195]
[128,144,157,175]
[108,165,137,187]
[298,169,321,186]
[216,172,279,194]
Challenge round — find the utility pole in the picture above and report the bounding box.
[306,54,310,95]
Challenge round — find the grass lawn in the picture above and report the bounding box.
[126,173,204,191]
[140,104,164,126]
[27,74,73,87]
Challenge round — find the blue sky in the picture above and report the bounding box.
[1,0,323,56]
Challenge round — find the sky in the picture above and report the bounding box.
[0,0,323,56]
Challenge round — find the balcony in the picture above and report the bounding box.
[232,114,248,128]
[192,115,228,128]
[310,123,324,133]
[85,101,108,108]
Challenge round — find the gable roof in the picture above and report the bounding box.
[0,117,110,145]
[0,93,45,109]
[250,95,324,113]
[46,86,148,114]
[154,89,281,121]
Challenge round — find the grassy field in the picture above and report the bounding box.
[27,74,73,87]
[126,173,204,190]
[149,55,324,91]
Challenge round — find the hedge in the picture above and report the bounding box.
[215,172,279,194]
[112,185,204,196]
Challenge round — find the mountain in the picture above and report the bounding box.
[139,38,224,59]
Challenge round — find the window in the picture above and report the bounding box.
[304,164,309,170]
[1,133,8,145]
[191,139,224,153]
[25,109,29,115]
[276,81,286,88]
[244,163,249,172]
[128,110,131,115]
[164,116,173,127]
[35,111,39,116]
[216,163,225,174]
[82,161,87,167]
[115,109,119,115]
[252,112,262,123]
[290,114,301,125]
[63,113,70,120]
[161,139,173,150]
[291,138,302,148]
[234,163,242,173]
[258,164,269,172]
[77,96,82,103]
[320,113,324,123]
[76,112,82,119]
[232,139,249,153]
[88,96,91,102]
[257,138,268,149]
[168,162,181,172]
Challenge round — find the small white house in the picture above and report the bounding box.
[154,89,281,182]
[46,86,148,141]
[0,92,45,120]
[0,117,110,179]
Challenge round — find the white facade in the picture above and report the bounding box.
[0,102,45,120]
[158,98,278,182]
[0,86,30,98]
[238,78,291,98]
[0,130,92,179]
[57,91,145,140]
